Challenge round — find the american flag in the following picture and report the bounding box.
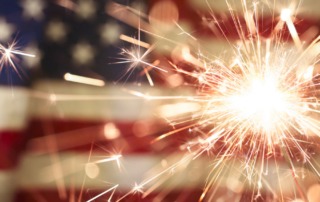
[0,0,320,202]
[39,0,149,82]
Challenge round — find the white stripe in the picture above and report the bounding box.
[0,87,29,130]
[188,0,320,18]
[30,80,194,121]
[17,152,309,194]
[0,170,17,202]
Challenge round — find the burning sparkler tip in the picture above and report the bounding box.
[280,8,292,22]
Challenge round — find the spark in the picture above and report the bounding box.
[94,154,122,164]
[0,42,35,75]
[86,184,119,202]
[174,21,197,41]
[113,36,167,85]
[119,34,150,49]
[132,183,144,194]
[64,73,105,86]
[115,183,144,202]
[117,46,166,73]
[280,8,302,48]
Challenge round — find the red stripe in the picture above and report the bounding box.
[26,118,171,154]
[15,188,203,202]
[0,131,25,169]
[25,118,320,160]
[14,187,290,202]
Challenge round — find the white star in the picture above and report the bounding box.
[76,0,96,20]
[100,22,122,44]
[0,18,15,42]
[45,20,68,42]
[72,42,95,65]
[22,44,41,69]
[20,0,45,21]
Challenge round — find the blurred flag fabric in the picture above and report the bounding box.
[0,0,320,202]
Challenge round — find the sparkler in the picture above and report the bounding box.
[101,0,320,201]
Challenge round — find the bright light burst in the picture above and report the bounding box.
[181,36,320,200]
